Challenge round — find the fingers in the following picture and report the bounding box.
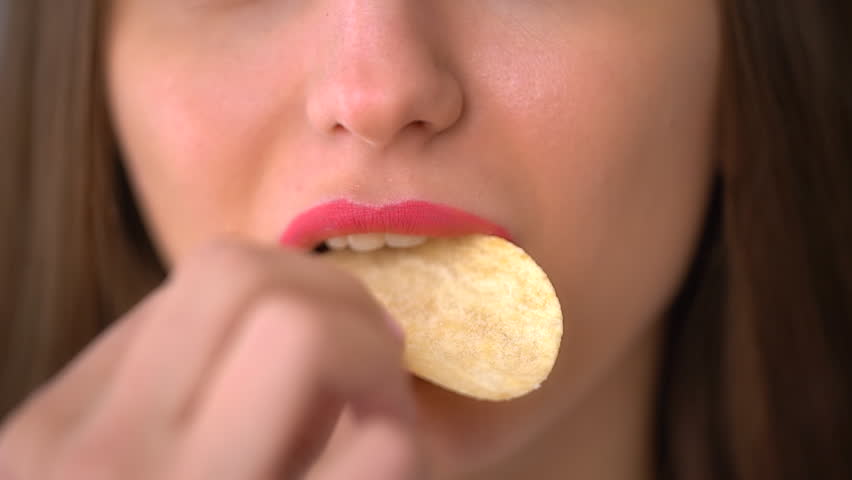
[0,290,163,476]
[309,417,425,480]
[101,239,396,427]
[170,294,413,480]
[0,238,423,480]
[99,241,280,425]
[26,287,161,415]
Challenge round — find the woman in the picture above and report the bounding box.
[1,1,849,479]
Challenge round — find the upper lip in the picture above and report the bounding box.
[279,199,512,250]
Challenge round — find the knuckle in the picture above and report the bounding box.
[250,294,329,352]
[0,395,64,478]
[174,237,267,286]
[51,423,137,480]
[0,425,34,478]
[328,267,371,297]
[322,270,384,315]
[192,237,259,270]
[241,293,339,376]
[52,451,117,480]
[53,456,121,480]
[388,433,428,480]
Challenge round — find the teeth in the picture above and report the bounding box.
[347,233,386,252]
[323,233,429,252]
[385,233,428,248]
[326,236,349,250]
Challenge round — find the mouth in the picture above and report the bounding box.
[279,199,513,254]
[311,232,430,254]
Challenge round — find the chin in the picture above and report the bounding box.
[410,375,555,479]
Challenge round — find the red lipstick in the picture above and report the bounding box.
[280,199,512,250]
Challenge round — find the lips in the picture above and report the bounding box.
[279,199,512,251]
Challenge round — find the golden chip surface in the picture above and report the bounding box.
[325,235,563,401]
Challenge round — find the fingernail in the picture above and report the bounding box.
[383,312,406,344]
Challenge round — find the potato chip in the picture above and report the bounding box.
[325,235,562,401]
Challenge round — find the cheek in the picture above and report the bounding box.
[106,29,306,260]
[530,49,718,417]
[537,34,718,318]
[471,8,719,321]
[460,3,719,454]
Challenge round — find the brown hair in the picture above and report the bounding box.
[0,1,163,413]
[1,1,850,479]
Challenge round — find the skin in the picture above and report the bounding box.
[0,1,720,479]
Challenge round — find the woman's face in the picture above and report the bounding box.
[107,0,719,476]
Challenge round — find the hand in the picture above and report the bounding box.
[0,238,423,480]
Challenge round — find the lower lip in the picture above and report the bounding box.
[279,199,512,249]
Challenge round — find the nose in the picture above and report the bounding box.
[305,3,464,150]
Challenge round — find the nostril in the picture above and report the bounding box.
[409,120,430,133]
